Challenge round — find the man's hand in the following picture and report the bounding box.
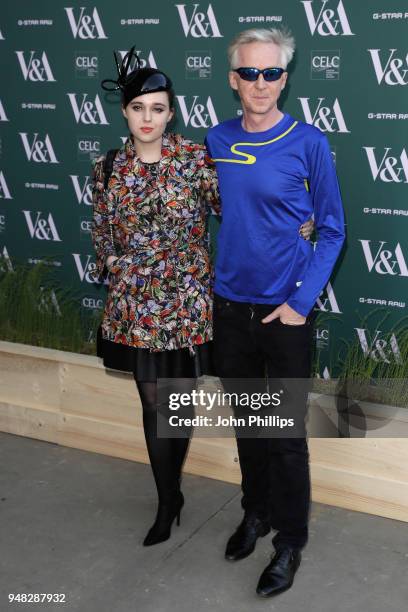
[299,218,314,240]
[262,302,306,325]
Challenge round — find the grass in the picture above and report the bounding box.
[1,264,406,406]
[0,262,101,354]
[336,310,408,407]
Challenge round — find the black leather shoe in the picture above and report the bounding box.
[256,547,301,597]
[225,514,270,561]
[143,492,184,546]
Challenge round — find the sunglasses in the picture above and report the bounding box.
[234,67,286,82]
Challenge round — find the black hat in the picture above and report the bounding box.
[101,45,173,107]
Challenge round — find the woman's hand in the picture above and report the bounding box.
[106,255,119,271]
[299,218,315,240]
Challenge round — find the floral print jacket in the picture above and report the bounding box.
[91,132,220,352]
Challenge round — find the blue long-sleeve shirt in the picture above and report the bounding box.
[205,113,346,316]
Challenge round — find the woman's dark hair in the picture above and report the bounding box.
[121,77,175,110]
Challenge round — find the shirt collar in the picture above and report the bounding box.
[124,132,176,168]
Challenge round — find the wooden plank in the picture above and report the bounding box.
[0,340,98,367]
[56,412,148,463]
[1,340,408,523]
[185,437,240,483]
[309,438,408,484]
[0,351,61,411]
[308,393,408,437]
[59,362,142,425]
[311,462,408,523]
[1,398,408,521]
[0,401,58,443]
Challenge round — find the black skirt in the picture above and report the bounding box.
[96,324,216,382]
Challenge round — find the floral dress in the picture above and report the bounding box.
[91,132,220,374]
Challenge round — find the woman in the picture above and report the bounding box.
[91,47,220,547]
[91,47,313,547]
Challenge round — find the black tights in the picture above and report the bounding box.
[135,379,195,504]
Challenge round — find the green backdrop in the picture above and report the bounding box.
[1,0,407,377]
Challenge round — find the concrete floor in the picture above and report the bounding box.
[0,431,407,612]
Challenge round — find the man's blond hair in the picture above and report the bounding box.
[228,28,295,69]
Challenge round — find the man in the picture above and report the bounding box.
[205,28,345,597]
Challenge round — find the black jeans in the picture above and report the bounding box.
[213,293,314,551]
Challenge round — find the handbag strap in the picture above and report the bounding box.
[103,148,119,190]
[102,148,119,254]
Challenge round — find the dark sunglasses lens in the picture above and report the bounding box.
[237,68,259,81]
[263,68,284,81]
[140,72,169,92]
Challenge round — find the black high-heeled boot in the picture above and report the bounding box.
[143,491,184,546]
